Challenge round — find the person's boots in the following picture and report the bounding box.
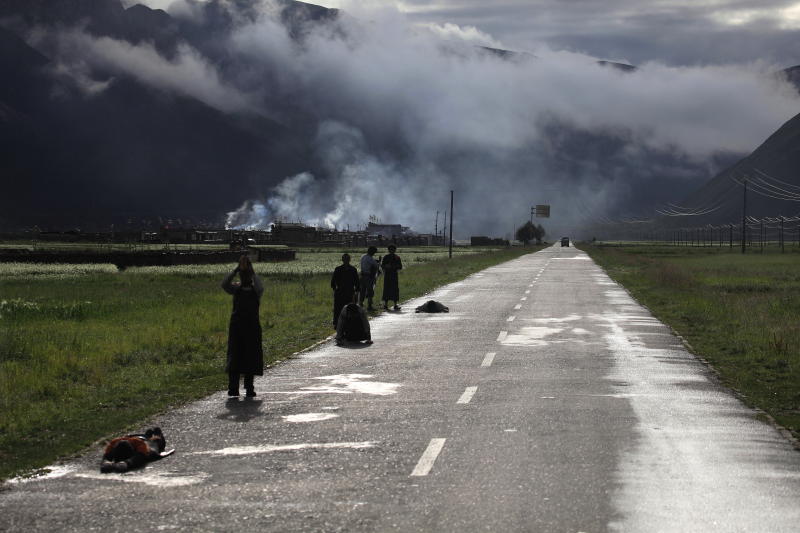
[244,374,256,397]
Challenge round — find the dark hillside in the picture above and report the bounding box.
[670,111,800,224]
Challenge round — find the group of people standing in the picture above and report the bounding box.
[221,246,403,397]
[330,245,403,327]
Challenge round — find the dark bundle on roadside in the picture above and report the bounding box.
[415,300,449,313]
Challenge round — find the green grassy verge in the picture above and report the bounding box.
[583,244,800,439]
[0,246,536,479]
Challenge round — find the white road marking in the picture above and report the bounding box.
[497,331,508,342]
[411,438,446,477]
[8,465,76,483]
[525,290,531,294]
[457,386,477,404]
[540,396,556,399]
[193,442,378,456]
[507,316,516,322]
[74,471,210,488]
[282,413,340,423]
[265,374,400,396]
[514,304,522,310]
[481,352,496,367]
[520,297,527,301]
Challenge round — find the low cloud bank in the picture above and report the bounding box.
[48,1,800,236]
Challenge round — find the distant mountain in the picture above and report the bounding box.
[782,65,800,93]
[597,60,636,72]
[668,111,800,224]
[0,2,317,229]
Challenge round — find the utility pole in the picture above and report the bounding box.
[449,190,454,259]
[435,211,439,243]
[442,210,447,248]
[781,216,785,253]
[530,206,534,224]
[741,179,747,254]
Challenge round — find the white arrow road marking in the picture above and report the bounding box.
[411,438,446,477]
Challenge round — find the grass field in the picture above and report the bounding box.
[0,246,536,480]
[583,244,800,440]
[0,248,484,279]
[0,242,234,253]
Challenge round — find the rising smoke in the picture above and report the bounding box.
[57,1,800,236]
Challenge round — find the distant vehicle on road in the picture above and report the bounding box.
[561,237,570,247]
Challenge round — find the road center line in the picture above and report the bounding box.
[457,386,477,404]
[520,297,527,301]
[410,438,446,477]
[525,290,531,294]
[514,304,522,310]
[481,352,496,367]
[497,331,508,342]
[507,316,516,322]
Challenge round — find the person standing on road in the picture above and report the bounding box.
[330,253,360,328]
[359,246,380,310]
[221,255,264,397]
[381,244,403,310]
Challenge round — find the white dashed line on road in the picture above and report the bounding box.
[514,304,522,310]
[410,438,446,477]
[520,297,527,301]
[525,290,531,294]
[481,352,496,367]
[507,316,516,322]
[497,331,508,342]
[457,386,477,404]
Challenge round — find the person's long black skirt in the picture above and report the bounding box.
[382,271,399,302]
[226,316,264,376]
[333,291,354,327]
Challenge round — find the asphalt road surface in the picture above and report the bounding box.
[3,245,799,532]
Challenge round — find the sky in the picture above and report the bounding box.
[136,0,800,67]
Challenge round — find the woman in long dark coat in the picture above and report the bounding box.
[381,245,402,310]
[221,255,264,397]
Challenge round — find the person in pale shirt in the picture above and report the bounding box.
[358,246,380,310]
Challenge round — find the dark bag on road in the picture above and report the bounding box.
[415,300,449,313]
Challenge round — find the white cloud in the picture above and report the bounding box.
[51,31,256,114]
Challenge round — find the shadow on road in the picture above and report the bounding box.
[218,397,266,422]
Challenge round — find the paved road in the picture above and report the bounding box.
[2,245,799,532]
